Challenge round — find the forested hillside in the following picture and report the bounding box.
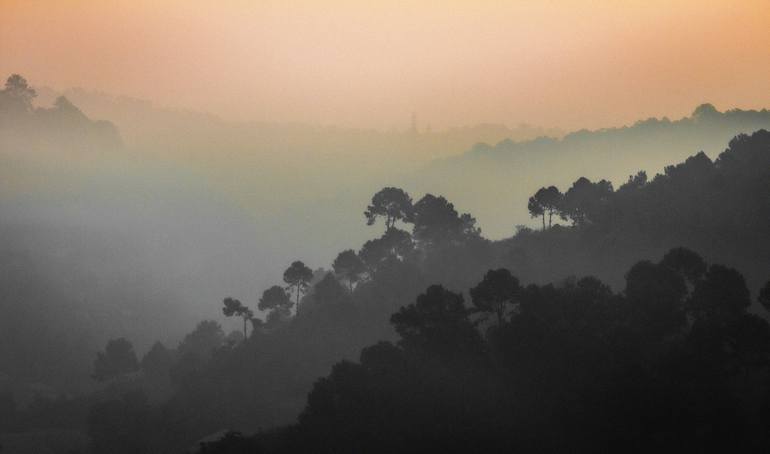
[3,74,770,454]
[498,129,770,291]
[4,129,767,453]
[417,104,770,237]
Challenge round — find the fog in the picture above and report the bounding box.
[2,71,770,452]
[3,1,770,451]
[0,83,562,375]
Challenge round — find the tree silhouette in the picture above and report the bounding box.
[411,194,480,246]
[527,186,563,230]
[313,272,349,306]
[690,265,751,319]
[624,260,687,336]
[527,195,545,230]
[222,297,254,340]
[225,330,245,346]
[391,285,481,357]
[359,228,414,275]
[258,285,294,324]
[283,261,313,315]
[692,102,719,120]
[660,247,707,284]
[364,187,413,231]
[470,268,520,325]
[140,341,173,378]
[92,338,140,382]
[561,177,613,225]
[618,170,648,192]
[1,74,36,113]
[177,320,225,361]
[332,249,367,292]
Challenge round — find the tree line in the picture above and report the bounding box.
[4,129,770,453]
[0,73,120,149]
[267,247,770,453]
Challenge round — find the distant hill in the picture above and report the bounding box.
[34,85,563,165]
[1,82,121,154]
[415,104,770,238]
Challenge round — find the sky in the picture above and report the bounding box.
[2,0,770,131]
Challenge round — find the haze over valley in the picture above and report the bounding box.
[2,2,770,453]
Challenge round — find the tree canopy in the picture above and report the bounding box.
[332,249,367,292]
[222,297,255,340]
[411,194,480,246]
[364,187,413,231]
[92,338,140,382]
[527,186,562,229]
[283,260,313,314]
[470,268,520,325]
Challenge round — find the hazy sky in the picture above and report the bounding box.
[2,0,770,130]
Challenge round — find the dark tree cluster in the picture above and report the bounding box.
[91,338,139,382]
[258,249,770,453]
[527,178,614,228]
[510,129,770,292]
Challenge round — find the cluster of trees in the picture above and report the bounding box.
[0,74,37,114]
[363,187,480,242]
[0,73,120,148]
[237,248,770,453]
[51,186,490,452]
[87,321,228,387]
[207,187,485,345]
[419,102,770,239]
[221,260,315,337]
[4,129,770,453]
[193,130,770,453]
[91,338,140,382]
[525,129,770,234]
[508,129,770,292]
[527,177,614,229]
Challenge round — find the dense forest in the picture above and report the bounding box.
[2,74,770,452]
[418,103,770,238]
[192,130,770,453]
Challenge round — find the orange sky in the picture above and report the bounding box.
[2,0,770,130]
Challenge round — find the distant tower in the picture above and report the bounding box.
[410,112,418,135]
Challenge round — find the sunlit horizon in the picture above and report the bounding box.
[2,0,769,131]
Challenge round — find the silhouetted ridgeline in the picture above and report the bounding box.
[0,75,121,153]
[417,103,770,238]
[33,84,563,162]
[500,129,770,291]
[263,248,770,453]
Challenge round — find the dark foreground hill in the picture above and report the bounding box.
[246,249,770,453]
